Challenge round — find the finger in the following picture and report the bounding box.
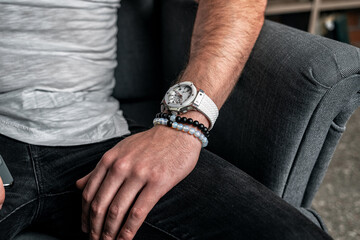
[101,179,145,240]
[117,184,163,240]
[76,171,92,190]
[81,167,107,234]
[0,177,5,209]
[87,167,126,240]
[81,155,115,233]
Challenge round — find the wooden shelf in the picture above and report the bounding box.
[265,0,360,33]
[266,0,360,15]
[321,0,360,11]
[266,2,312,15]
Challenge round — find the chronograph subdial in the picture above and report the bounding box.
[168,90,183,104]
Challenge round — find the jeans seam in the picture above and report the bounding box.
[27,145,41,222]
[143,220,181,240]
[0,198,38,224]
[40,190,78,198]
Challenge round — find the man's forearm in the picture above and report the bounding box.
[180,0,267,109]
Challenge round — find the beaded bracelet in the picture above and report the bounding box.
[155,112,210,138]
[153,117,209,148]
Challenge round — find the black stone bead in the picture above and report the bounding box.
[203,127,208,132]
[163,113,168,119]
[176,116,181,122]
[187,118,193,124]
[181,117,187,123]
[156,113,160,118]
[198,124,205,131]
[167,121,173,127]
[193,121,199,127]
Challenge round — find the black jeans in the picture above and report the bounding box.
[0,121,332,240]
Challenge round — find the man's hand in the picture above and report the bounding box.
[76,125,202,240]
[76,0,267,238]
[0,177,5,209]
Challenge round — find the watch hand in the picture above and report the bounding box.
[175,91,183,98]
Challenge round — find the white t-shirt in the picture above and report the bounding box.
[0,0,130,146]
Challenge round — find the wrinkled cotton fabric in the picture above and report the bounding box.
[0,0,130,146]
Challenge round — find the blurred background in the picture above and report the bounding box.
[265,1,360,239]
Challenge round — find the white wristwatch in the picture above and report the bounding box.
[161,81,219,130]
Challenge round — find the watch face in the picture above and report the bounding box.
[164,82,197,110]
[168,85,192,105]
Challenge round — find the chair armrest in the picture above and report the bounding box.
[161,0,360,207]
[211,21,360,207]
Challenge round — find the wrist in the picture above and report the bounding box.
[161,81,218,130]
[152,112,209,148]
[152,124,202,149]
[179,110,210,129]
[157,110,209,135]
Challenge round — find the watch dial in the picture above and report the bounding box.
[168,85,192,105]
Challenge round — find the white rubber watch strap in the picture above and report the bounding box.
[193,90,219,130]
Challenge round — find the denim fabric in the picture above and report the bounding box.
[1,120,332,240]
[0,134,125,239]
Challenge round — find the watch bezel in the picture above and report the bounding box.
[163,81,197,112]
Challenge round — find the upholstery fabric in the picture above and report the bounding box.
[211,22,360,208]
[113,0,163,100]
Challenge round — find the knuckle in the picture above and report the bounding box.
[101,152,114,166]
[132,165,147,179]
[148,171,162,184]
[131,207,144,220]
[112,160,130,174]
[82,189,91,203]
[108,205,120,219]
[118,225,135,240]
[90,229,99,240]
[90,200,103,218]
[102,230,114,240]
[123,225,134,236]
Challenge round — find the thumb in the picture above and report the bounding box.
[76,171,92,190]
[0,177,5,209]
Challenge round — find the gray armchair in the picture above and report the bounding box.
[15,0,360,239]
